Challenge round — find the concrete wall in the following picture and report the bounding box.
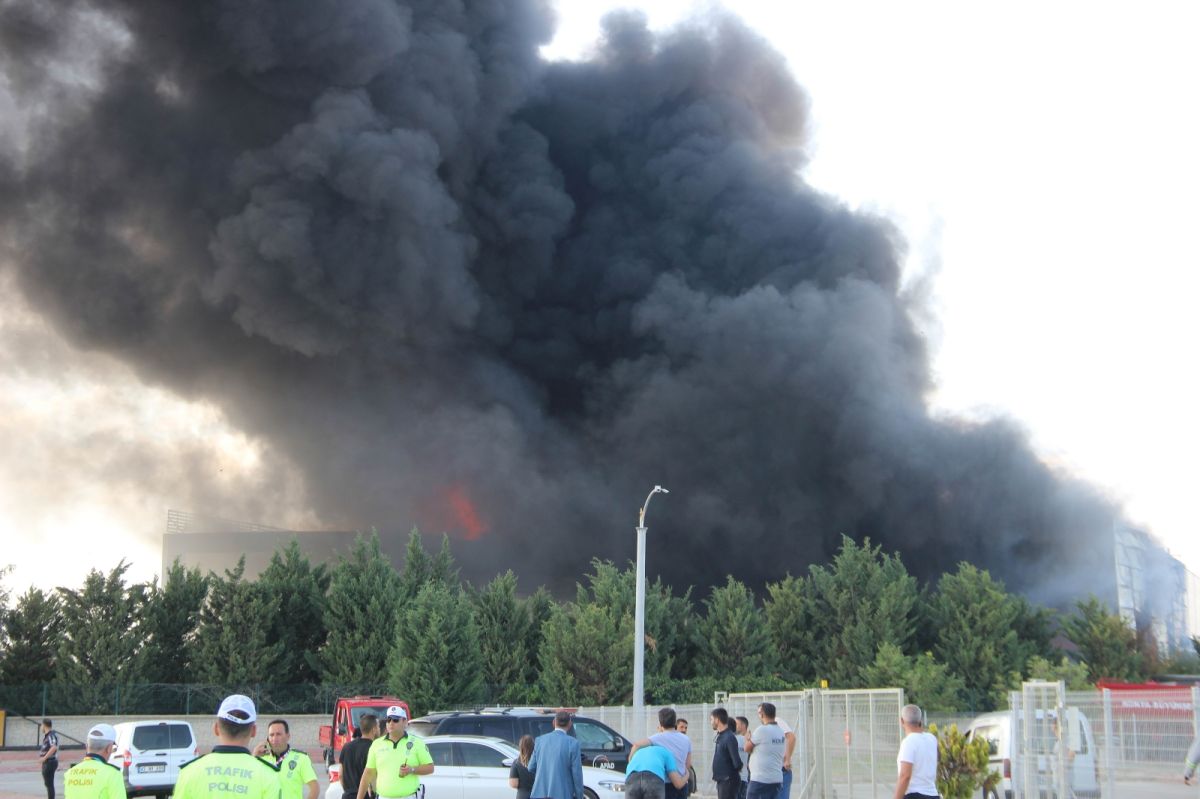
[3,714,328,761]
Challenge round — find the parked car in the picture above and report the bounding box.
[407,708,631,771]
[965,708,1101,799]
[106,720,198,798]
[325,735,626,799]
[319,695,410,767]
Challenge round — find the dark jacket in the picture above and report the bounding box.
[712,727,743,782]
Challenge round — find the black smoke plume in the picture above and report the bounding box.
[0,1,1118,599]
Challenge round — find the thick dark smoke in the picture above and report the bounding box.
[0,1,1118,600]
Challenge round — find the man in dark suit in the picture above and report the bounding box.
[529,711,584,799]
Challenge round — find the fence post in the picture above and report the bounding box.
[1193,685,1200,740]
[843,693,852,799]
[868,692,876,798]
[41,683,48,721]
[115,684,120,716]
[1102,688,1115,799]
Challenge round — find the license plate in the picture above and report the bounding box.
[138,765,166,773]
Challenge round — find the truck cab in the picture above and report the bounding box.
[319,695,409,768]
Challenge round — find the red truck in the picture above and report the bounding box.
[319,695,410,767]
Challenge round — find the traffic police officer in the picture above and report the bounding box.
[356,706,433,799]
[254,719,317,799]
[174,694,281,799]
[63,723,125,799]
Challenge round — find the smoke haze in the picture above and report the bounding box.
[0,1,1118,599]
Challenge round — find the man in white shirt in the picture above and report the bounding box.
[893,704,939,799]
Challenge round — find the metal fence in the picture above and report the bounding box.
[1009,680,1200,798]
[0,682,391,717]
[579,688,905,799]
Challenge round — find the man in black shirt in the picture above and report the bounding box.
[340,713,379,799]
[710,709,742,799]
[38,718,59,799]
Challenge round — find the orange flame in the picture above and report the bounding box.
[447,484,487,540]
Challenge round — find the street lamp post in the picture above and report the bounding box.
[634,485,668,712]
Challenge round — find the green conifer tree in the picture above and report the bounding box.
[387,582,482,715]
[0,586,63,685]
[1062,596,1144,682]
[802,536,918,687]
[319,532,400,686]
[139,560,208,683]
[471,571,529,702]
[258,540,330,684]
[927,563,1024,710]
[694,576,769,678]
[190,559,283,685]
[55,562,147,712]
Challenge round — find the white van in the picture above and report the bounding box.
[965,708,1101,799]
[107,720,198,798]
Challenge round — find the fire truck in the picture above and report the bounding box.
[319,695,410,768]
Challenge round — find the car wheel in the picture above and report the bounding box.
[584,788,599,799]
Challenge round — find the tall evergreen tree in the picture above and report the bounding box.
[56,562,146,682]
[764,574,817,682]
[429,534,460,586]
[56,562,146,711]
[521,586,554,693]
[1062,597,1144,682]
[927,563,1026,710]
[387,581,482,715]
[190,559,283,684]
[0,586,63,685]
[398,528,431,602]
[319,532,400,685]
[471,571,529,702]
[803,536,919,687]
[258,540,330,683]
[538,600,631,705]
[139,560,208,683]
[694,576,769,678]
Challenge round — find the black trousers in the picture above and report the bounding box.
[715,778,740,799]
[42,758,57,799]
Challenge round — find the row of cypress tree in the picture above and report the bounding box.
[0,532,1183,717]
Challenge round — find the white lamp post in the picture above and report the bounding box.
[633,485,668,711]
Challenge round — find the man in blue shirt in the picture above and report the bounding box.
[624,745,690,799]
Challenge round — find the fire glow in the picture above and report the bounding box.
[447,485,486,540]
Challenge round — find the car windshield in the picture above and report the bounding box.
[351,707,392,727]
[132,724,191,751]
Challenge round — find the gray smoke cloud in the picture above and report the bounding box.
[0,1,1118,600]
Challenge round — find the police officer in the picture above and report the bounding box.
[39,718,60,799]
[174,694,281,799]
[63,724,125,799]
[357,706,433,799]
[254,719,318,799]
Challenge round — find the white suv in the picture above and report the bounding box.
[326,735,626,799]
[107,720,198,798]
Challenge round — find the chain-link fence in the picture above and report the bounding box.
[0,683,391,717]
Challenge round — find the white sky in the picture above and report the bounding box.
[2,0,1198,594]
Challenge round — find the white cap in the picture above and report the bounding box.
[385,705,408,720]
[88,723,117,744]
[217,694,258,724]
